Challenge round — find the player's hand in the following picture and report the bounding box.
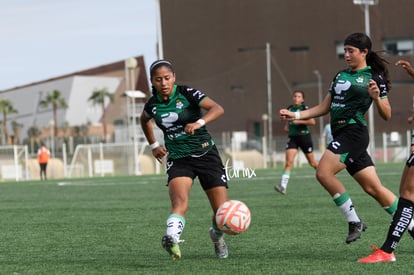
[185,122,203,135]
[367,79,380,100]
[396,60,414,77]
[408,116,414,124]
[152,146,168,163]
[280,109,294,121]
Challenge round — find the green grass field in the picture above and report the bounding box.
[0,162,413,274]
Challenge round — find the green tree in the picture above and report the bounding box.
[11,120,23,144]
[39,90,68,137]
[26,125,42,154]
[0,99,18,144]
[88,87,114,141]
[72,123,90,145]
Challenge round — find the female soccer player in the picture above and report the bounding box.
[358,59,414,263]
[140,60,229,259]
[279,33,413,244]
[275,90,318,194]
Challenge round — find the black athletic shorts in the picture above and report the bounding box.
[327,124,373,176]
[165,145,228,190]
[286,134,314,154]
[40,163,47,171]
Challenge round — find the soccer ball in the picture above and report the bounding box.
[215,200,251,235]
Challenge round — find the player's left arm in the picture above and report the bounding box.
[185,97,224,135]
[198,97,224,123]
[368,78,391,121]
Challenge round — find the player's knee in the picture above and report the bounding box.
[316,168,330,184]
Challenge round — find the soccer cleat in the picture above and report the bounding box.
[274,185,287,195]
[345,221,367,244]
[358,245,396,263]
[209,227,228,259]
[162,235,183,260]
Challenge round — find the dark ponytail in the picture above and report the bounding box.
[367,51,391,91]
[344,32,391,91]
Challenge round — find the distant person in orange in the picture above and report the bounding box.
[37,143,50,180]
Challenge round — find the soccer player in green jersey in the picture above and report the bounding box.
[358,60,414,263]
[275,90,318,194]
[280,33,414,245]
[140,60,229,259]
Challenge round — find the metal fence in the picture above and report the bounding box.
[0,130,412,181]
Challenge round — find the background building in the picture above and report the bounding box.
[2,1,414,180]
[159,0,414,152]
[0,56,149,149]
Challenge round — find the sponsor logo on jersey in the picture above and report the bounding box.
[161,112,179,128]
[334,80,351,94]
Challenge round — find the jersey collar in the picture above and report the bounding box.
[348,65,371,74]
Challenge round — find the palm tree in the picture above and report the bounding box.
[39,90,68,137]
[27,125,42,154]
[88,87,114,142]
[0,99,18,144]
[11,120,23,144]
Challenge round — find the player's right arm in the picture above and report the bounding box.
[140,110,168,163]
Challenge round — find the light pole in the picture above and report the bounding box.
[155,0,164,59]
[238,42,273,162]
[313,70,324,146]
[261,114,268,168]
[353,0,379,160]
[125,90,146,176]
[124,58,141,175]
[265,43,272,161]
[49,120,55,158]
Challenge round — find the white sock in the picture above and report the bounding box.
[281,174,290,188]
[333,193,360,223]
[166,214,185,242]
[338,199,360,222]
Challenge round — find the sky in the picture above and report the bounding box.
[0,0,158,90]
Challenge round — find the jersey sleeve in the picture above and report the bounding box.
[328,72,341,96]
[372,73,388,98]
[181,86,208,106]
[142,101,154,119]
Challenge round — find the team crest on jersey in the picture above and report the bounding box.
[175,99,183,109]
[356,76,365,83]
[151,106,157,115]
